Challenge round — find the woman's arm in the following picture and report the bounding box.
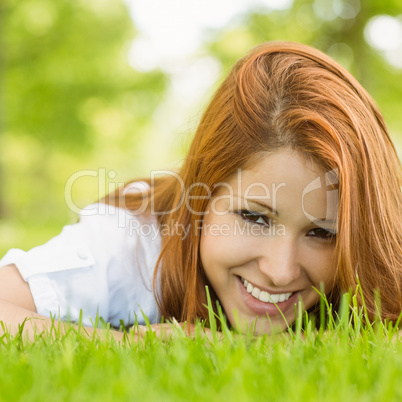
[0,264,126,342]
[0,265,216,342]
[0,264,36,311]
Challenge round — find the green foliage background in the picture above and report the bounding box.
[0,0,401,256]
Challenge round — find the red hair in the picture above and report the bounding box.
[109,42,402,324]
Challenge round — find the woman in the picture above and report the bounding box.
[1,42,401,338]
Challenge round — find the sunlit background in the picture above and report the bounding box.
[1,0,401,255]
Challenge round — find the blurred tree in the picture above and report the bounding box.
[0,0,167,225]
[0,3,4,218]
[1,0,401,255]
[207,0,402,145]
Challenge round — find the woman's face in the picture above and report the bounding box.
[199,148,338,334]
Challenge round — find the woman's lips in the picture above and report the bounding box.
[236,276,300,317]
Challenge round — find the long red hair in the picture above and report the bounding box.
[108,42,402,324]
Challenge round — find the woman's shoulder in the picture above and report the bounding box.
[78,201,158,237]
[0,201,161,280]
[0,201,161,327]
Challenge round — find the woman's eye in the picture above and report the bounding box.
[307,228,337,241]
[237,210,270,226]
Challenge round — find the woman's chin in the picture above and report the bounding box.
[228,313,293,336]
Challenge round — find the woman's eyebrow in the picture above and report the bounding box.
[311,218,338,229]
[236,196,338,226]
[235,196,279,216]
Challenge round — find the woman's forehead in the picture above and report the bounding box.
[209,149,338,224]
[225,149,325,187]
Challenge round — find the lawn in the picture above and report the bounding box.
[1,295,402,401]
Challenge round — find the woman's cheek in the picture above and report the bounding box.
[299,245,337,289]
[200,220,259,270]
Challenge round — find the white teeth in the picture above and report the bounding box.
[269,294,280,303]
[240,277,293,304]
[251,288,261,298]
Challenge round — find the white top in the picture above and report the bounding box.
[0,203,162,328]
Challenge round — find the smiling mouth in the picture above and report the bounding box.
[240,277,293,304]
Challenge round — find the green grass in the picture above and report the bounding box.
[1,294,402,401]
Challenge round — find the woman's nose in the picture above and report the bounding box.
[257,236,301,287]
